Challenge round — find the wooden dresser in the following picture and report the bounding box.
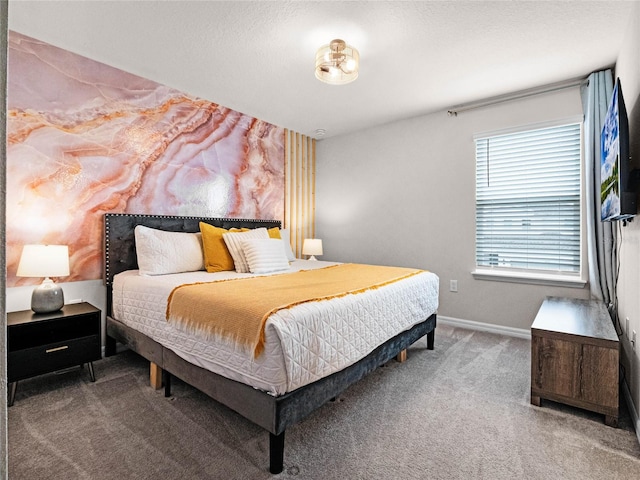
[530,296,619,427]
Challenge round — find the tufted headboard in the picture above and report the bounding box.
[103,213,281,314]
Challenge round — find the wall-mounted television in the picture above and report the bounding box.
[600,78,636,222]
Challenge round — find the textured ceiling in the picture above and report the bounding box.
[7,0,636,139]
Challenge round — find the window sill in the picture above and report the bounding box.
[472,269,587,288]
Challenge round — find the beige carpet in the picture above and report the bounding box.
[8,324,640,479]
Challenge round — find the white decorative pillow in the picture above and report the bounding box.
[222,227,269,273]
[134,225,204,275]
[279,228,297,261]
[240,238,291,274]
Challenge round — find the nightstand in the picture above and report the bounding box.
[7,302,102,406]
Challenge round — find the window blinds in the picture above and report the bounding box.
[475,123,581,273]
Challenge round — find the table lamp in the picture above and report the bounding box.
[302,238,323,261]
[17,244,70,313]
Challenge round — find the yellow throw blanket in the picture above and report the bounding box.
[166,263,423,357]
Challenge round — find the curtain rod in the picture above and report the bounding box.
[447,76,588,117]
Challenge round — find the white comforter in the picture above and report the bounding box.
[112,260,439,395]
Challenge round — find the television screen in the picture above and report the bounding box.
[601,78,635,222]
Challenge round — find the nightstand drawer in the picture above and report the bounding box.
[8,314,99,351]
[8,334,101,382]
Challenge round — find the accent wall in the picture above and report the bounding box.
[6,31,285,288]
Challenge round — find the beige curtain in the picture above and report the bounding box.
[284,130,316,258]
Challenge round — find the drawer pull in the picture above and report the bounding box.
[45,345,69,353]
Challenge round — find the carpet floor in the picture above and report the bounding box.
[8,324,640,479]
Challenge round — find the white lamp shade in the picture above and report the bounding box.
[302,239,323,257]
[17,245,70,278]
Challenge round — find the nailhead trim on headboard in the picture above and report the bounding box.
[104,213,281,286]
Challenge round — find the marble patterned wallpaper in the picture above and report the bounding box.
[6,32,285,287]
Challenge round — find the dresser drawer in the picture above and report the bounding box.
[8,334,101,382]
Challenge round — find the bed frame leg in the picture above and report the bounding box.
[163,370,172,397]
[150,362,163,390]
[269,431,285,474]
[396,349,407,362]
[105,335,117,357]
[427,329,435,350]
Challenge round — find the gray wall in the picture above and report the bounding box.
[613,1,640,436]
[315,87,590,332]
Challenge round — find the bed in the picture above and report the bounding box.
[103,213,439,473]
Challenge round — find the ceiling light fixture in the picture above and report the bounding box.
[315,39,359,85]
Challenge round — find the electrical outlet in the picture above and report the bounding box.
[626,317,630,336]
[449,280,458,292]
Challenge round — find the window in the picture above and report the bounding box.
[475,122,582,280]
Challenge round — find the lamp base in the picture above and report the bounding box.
[31,278,64,313]
[308,256,318,261]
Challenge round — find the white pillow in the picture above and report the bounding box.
[240,238,291,274]
[279,228,296,261]
[134,225,204,275]
[222,227,269,273]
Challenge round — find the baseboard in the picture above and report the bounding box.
[438,315,531,340]
[622,377,640,444]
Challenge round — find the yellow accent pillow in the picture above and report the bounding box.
[268,227,282,239]
[199,222,235,272]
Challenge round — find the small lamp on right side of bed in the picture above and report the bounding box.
[302,238,323,261]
